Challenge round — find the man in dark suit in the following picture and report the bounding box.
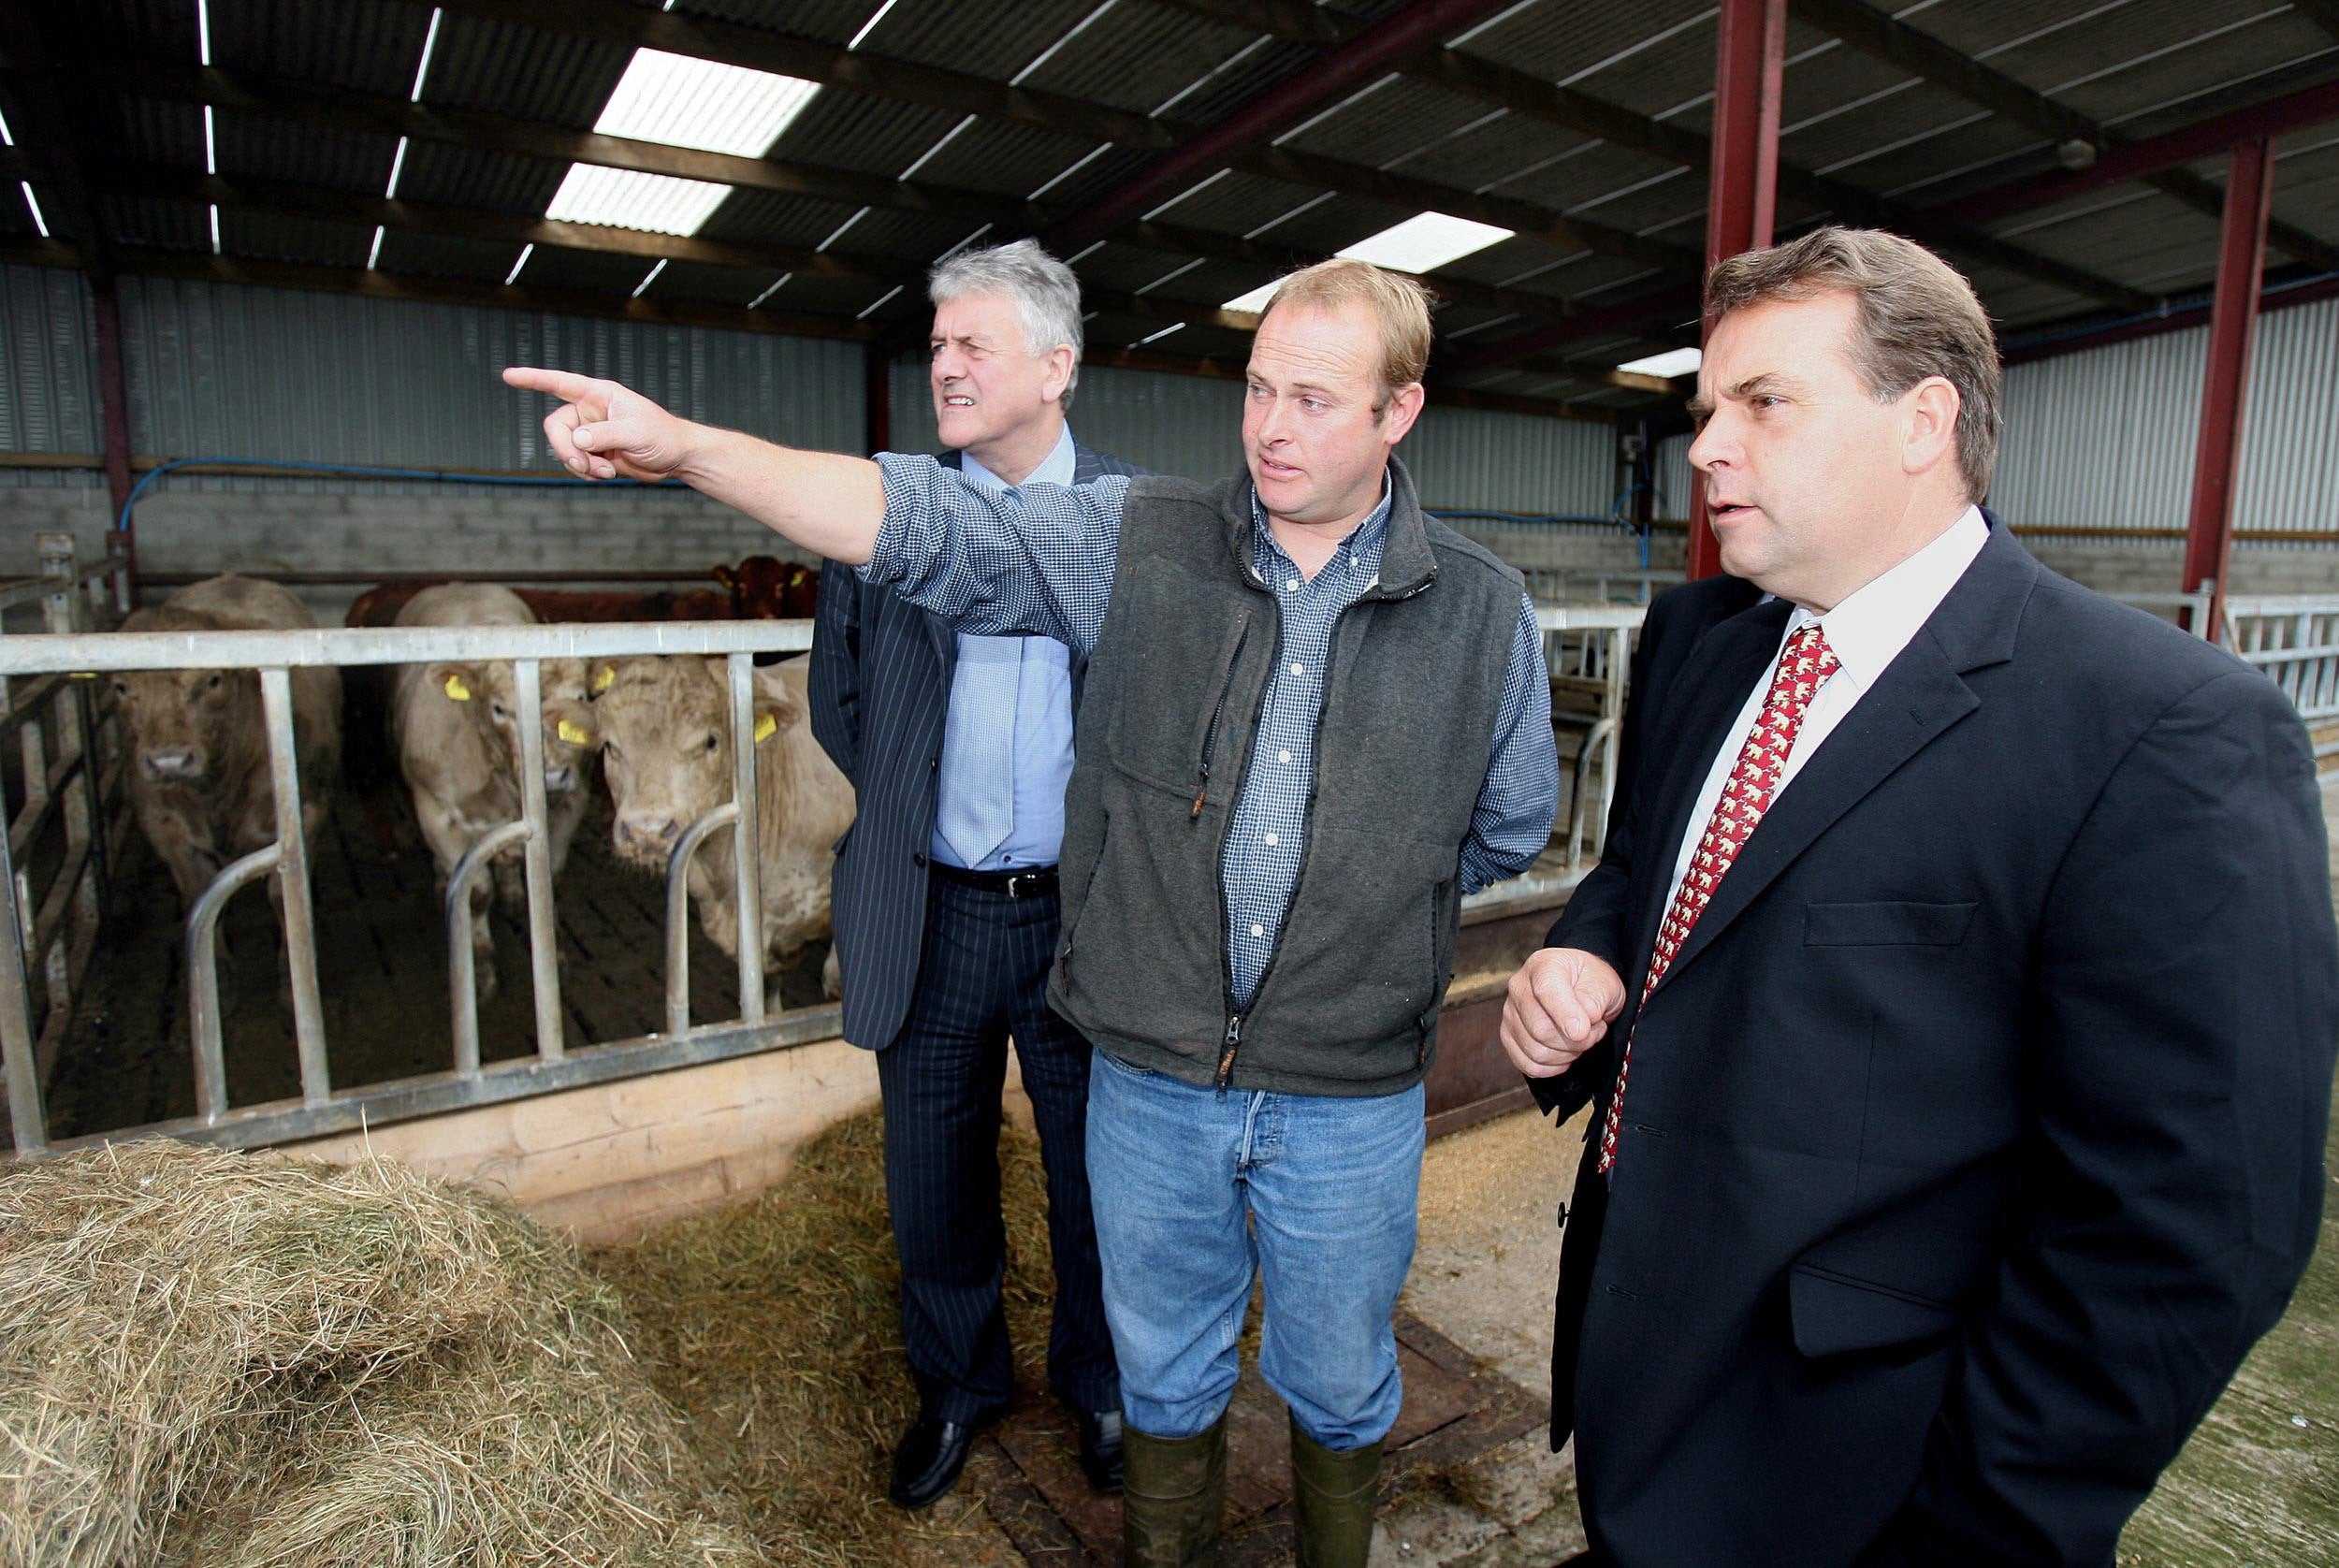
[807,240,1144,1510]
[1501,227,2338,1566]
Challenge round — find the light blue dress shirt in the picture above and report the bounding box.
[931,424,1080,870]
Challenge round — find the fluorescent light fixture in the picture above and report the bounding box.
[1335,211,1513,274]
[196,0,212,65]
[817,206,869,252]
[1217,211,1518,312]
[411,8,443,102]
[21,184,48,239]
[748,273,792,309]
[594,49,820,159]
[367,225,385,269]
[1136,322,1184,346]
[209,204,222,254]
[1221,280,1278,313]
[504,242,533,285]
[899,115,976,182]
[857,283,905,320]
[631,258,668,298]
[0,109,13,145]
[384,137,409,199]
[848,0,901,51]
[203,105,217,175]
[1617,346,1700,378]
[545,164,731,236]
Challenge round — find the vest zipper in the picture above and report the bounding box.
[1193,621,1250,818]
[1215,1014,1243,1092]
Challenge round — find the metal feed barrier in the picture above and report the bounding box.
[0,611,821,1159]
[2223,596,2339,752]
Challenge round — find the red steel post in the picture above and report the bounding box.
[2181,138,2275,641]
[1690,0,1786,582]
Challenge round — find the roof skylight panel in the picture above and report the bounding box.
[1217,212,1517,312]
[1617,347,1700,377]
[543,51,821,237]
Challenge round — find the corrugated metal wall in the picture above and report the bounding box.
[891,355,1618,514]
[0,266,104,486]
[1652,298,2339,544]
[1992,296,2338,539]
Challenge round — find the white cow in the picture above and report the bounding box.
[589,656,853,998]
[389,584,596,996]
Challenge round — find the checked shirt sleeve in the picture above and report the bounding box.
[1458,592,1559,894]
[861,452,1129,658]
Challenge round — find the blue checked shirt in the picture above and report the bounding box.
[863,454,1558,1009]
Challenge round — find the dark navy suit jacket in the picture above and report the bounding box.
[808,438,1150,1051]
[1534,517,2337,1566]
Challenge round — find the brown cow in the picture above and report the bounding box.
[389,584,598,996]
[114,574,341,910]
[590,656,853,998]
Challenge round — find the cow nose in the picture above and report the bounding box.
[543,764,575,796]
[141,748,200,780]
[617,814,679,852]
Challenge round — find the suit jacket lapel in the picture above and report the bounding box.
[1653,524,2037,990]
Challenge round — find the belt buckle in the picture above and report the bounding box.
[1004,872,1029,898]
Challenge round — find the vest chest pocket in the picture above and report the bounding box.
[1803,900,1977,947]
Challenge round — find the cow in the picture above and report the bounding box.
[588,656,853,999]
[113,574,341,913]
[388,584,598,997]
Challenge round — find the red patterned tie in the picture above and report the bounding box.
[1597,622,1839,1175]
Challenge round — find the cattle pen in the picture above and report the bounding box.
[0,544,1644,1243]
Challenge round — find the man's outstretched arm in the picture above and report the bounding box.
[503,367,885,564]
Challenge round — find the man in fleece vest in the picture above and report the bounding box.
[506,257,1558,1566]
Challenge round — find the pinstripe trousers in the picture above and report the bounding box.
[875,874,1119,1423]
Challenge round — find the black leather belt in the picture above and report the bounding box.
[930,862,1060,898]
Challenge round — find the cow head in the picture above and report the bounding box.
[592,656,806,868]
[428,655,598,798]
[113,606,258,784]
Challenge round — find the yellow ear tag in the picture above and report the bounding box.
[753,713,777,744]
[558,719,591,747]
[443,674,472,702]
[592,664,616,693]
[68,672,96,680]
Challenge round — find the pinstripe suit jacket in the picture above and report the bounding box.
[809,439,1151,1051]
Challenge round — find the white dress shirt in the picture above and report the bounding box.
[1665,506,1990,907]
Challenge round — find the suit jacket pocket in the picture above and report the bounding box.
[1788,1263,1958,1358]
[1803,900,1977,947]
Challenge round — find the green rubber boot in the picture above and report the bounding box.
[1121,1416,1227,1567]
[1289,1415,1383,1568]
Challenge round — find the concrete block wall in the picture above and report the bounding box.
[0,480,822,625]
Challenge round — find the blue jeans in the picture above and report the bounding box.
[1084,1051,1426,1450]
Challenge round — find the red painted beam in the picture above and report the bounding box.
[1689,0,1787,582]
[1925,78,2339,233]
[2000,269,2339,366]
[1041,0,1520,258]
[2182,140,2276,640]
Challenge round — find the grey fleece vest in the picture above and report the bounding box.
[1047,457,1525,1097]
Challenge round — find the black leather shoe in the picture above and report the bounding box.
[888,1409,1001,1509]
[1077,1408,1125,1491]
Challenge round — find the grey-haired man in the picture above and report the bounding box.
[806,240,1146,1508]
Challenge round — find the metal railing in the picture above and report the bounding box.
[2223,596,2339,745]
[0,615,821,1159]
[0,537,135,1146]
[1521,567,1681,605]
[1529,603,1646,884]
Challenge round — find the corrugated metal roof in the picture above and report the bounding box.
[765,90,966,179]
[681,0,875,48]
[861,0,1132,88]
[218,210,372,268]
[902,118,1101,199]
[1024,0,1264,115]
[394,144,570,216]
[1448,0,1714,87]
[695,188,872,250]
[419,14,632,125]
[210,0,430,98]
[213,110,398,194]
[377,229,529,283]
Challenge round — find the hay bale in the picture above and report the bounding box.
[0,1140,752,1568]
[590,1106,1058,1565]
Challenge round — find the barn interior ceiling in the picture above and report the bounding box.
[0,0,2333,427]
